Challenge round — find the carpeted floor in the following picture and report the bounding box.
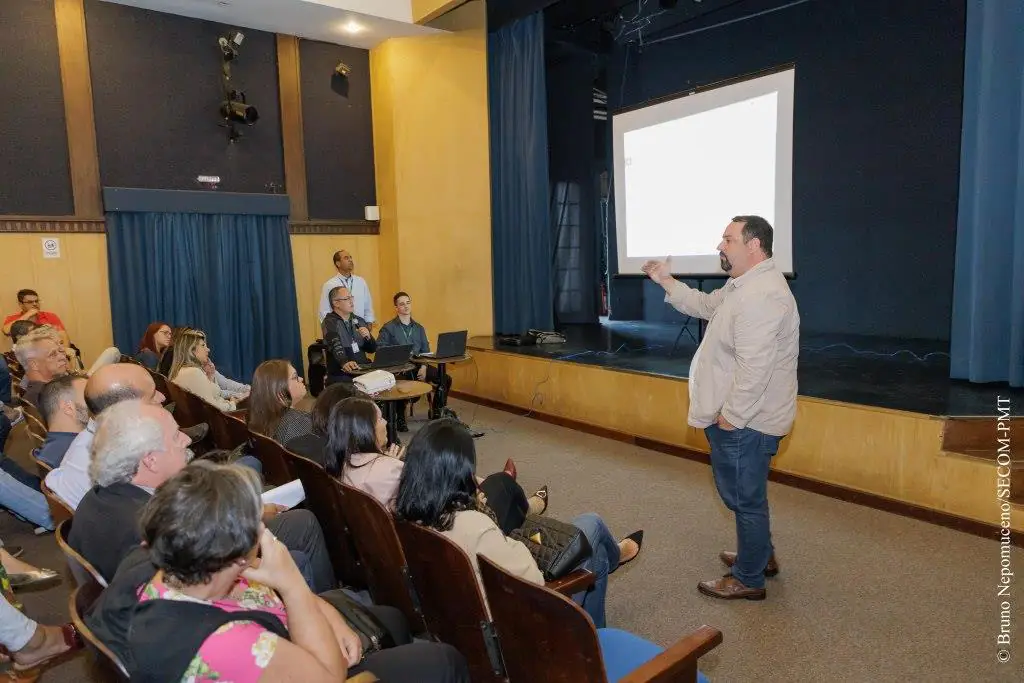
[3,399,1021,682]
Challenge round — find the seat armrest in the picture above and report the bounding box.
[619,625,723,683]
[545,568,595,595]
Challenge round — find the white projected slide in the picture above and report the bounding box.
[613,68,794,276]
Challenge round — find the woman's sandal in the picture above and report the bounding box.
[502,458,517,480]
[618,530,644,566]
[3,624,83,683]
[531,486,549,515]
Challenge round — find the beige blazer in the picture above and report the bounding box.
[172,367,234,412]
[342,452,405,508]
[664,258,800,436]
[441,510,544,602]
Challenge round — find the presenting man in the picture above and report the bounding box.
[318,250,375,329]
[643,215,799,601]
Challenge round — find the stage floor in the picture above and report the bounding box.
[471,321,1023,417]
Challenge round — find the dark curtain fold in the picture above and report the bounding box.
[489,12,554,334]
[950,0,1024,386]
[105,212,303,382]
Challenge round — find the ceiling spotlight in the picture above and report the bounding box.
[335,62,352,78]
[340,20,365,34]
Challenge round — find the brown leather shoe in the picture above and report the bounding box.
[697,575,766,601]
[719,550,779,577]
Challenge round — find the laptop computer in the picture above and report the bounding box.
[359,344,413,371]
[417,330,468,360]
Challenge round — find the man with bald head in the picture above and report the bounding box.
[43,363,166,509]
[317,249,375,329]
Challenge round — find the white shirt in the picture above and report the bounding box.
[318,273,375,324]
[44,419,96,510]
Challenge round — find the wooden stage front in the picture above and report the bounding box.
[448,337,1023,541]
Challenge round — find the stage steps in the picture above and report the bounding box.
[941,416,1023,506]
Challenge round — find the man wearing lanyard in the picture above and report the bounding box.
[377,291,453,429]
[317,250,375,331]
[322,286,376,385]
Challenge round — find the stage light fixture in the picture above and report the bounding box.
[220,91,259,125]
[218,30,245,61]
[335,61,352,78]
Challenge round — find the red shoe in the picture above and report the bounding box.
[502,458,517,480]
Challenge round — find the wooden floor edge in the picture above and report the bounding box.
[450,391,1024,548]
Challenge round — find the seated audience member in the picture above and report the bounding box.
[327,397,547,521]
[87,461,469,683]
[248,360,311,444]
[135,322,172,371]
[0,577,80,679]
[35,374,89,468]
[70,399,335,593]
[322,286,376,385]
[395,419,644,629]
[167,328,237,411]
[13,330,69,407]
[8,319,38,344]
[0,452,53,532]
[285,382,360,468]
[44,363,165,510]
[204,357,250,402]
[377,291,453,428]
[2,290,70,348]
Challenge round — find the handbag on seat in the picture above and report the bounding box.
[510,514,591,581]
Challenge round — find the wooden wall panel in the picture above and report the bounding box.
[370,0,493,339]
[277,34,308,222]
[290,234,381,353]
[0,233,112,364]
[54,0,101,217]
[449,347,1018,531]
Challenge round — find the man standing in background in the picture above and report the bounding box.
[643,215,799,601]
[318,250,375,331]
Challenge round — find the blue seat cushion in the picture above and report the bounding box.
[597,628,710,683]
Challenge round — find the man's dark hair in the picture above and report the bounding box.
[393,291,410,306]
[324,397,381,477]
[38,374,85,426]
[732,215,774,257]
[332,250,344,266]
[394,419,478,532]
[140,461,262,586]
[9,320,38,343]
[17,289,38,303]
[85,384,146,416]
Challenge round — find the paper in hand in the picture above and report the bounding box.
[261,479,306,510]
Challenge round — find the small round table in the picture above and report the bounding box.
[374,380,432,445]
[412,354,471,419]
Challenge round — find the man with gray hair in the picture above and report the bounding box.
[13,331,69,407]
[70,400,335,592]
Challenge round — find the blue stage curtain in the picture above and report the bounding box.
[105,212,303,382]
[950,0,1024,387]
[489,12,554,334]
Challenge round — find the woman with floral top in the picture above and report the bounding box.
[87,460,469,683]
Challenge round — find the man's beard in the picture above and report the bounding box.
[74,405,90,427]
[719,253,733,272]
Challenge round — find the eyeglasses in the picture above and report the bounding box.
[21,299,40,305]
[332,296,353,303]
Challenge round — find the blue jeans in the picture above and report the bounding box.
[705,424,781,590]
[0,468,53,530]
[236,454,263,475]
[571,512,621,629]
